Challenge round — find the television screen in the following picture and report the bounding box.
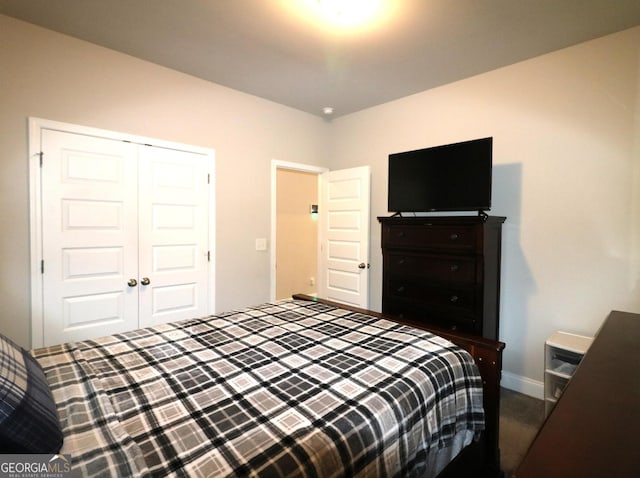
[387,137,492,213]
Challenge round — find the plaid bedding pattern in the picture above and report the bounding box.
[32,300,484,477]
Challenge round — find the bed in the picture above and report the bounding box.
[1,295,504,477]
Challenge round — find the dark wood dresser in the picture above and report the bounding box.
[515,310,640,478]
[378,215,505,340]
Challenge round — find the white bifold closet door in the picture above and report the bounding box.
[41,129,210,346]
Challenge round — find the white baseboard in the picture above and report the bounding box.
[501,371,544,400]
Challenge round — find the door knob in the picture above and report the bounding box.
[141,277,151,286]
[128,278,137,287]
[358,262,368,269]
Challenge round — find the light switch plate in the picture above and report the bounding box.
[255,238,267,251]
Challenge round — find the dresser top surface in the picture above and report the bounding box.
[377,215,506,226]
[515,310,640,477]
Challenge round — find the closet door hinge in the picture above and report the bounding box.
[41,260,44,274]
[39,152,44,167]
[207,251,210,262]
[207,173,210,184]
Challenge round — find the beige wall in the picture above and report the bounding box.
[275,169,318,299]
[329,26,640,394]
[2,13,639,395]
[0,15,330,348]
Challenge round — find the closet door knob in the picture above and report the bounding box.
[141,277,151,286]
[128,278,138,287]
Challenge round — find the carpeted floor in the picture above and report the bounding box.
[499,387,545,477]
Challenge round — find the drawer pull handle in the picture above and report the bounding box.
[397,258,406,265]
[450,264,459,272]
[450,295,459,303]
[396,231,405,238]
[449,233,459,241]
[397,286,406,293]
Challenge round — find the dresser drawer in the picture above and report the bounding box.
[382,298,478,334]
[385,252,478,284]
[385,278,476,312]
[382,224,478,251]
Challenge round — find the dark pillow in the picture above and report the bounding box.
[0,332,63,453]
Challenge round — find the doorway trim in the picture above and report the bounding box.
[28,117,216,347]
[270,160,328,301]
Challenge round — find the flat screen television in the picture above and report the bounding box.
[387,137,492,213]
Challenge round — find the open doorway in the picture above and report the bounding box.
[270,161,328,301]
[270,161,371,307]
[276,169,318,299]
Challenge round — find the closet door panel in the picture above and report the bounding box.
[41,129,139,345]
[138,145,210,328]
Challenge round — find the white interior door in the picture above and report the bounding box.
[41,130,140,345]
[38,126,212,346]
[138,146,210,328]
[318,166,371,308]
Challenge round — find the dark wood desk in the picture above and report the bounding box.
[515,310,640,478]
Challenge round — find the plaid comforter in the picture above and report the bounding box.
[32,300,484,477]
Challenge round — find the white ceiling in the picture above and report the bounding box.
[2,0,640,118]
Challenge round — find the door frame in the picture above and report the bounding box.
[28,117,216,347]
[270,160,328,302]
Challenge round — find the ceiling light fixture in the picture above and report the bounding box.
[287,0,392,33]
[323,106,334,115]
[315,0,384,28]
